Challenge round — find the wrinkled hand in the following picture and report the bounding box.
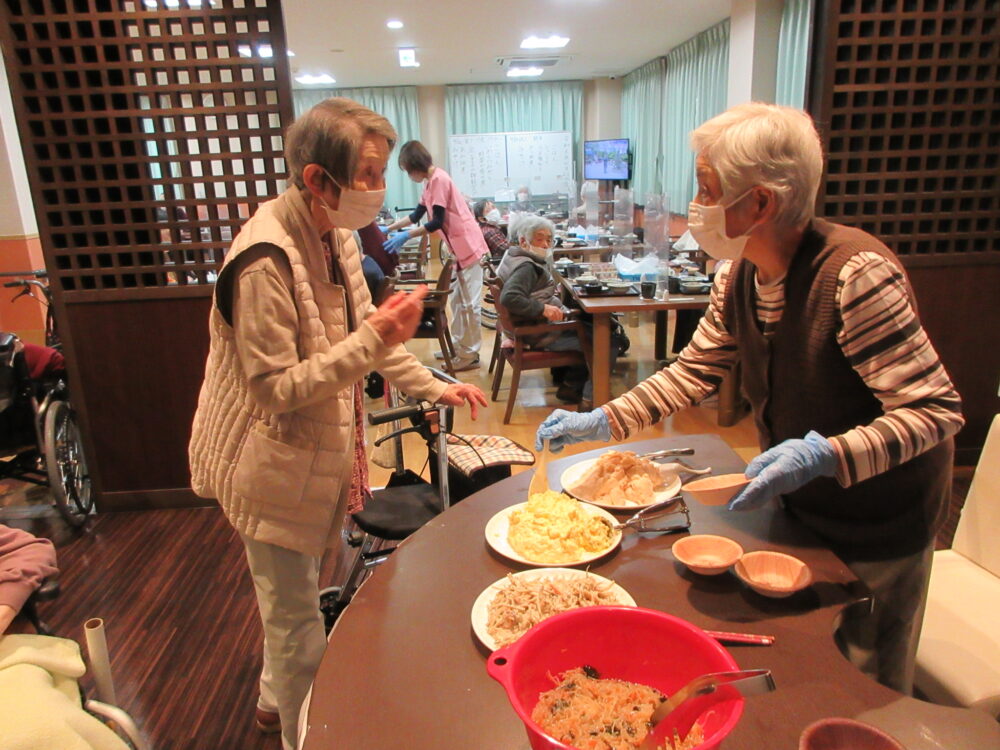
[535,408,611,452]
[382,231,409,255]
[542,304,564,322]
[368,285,428,347]
[728,430,838,511]
[437,382,489,420]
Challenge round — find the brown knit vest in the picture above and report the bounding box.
[725,219,952,559]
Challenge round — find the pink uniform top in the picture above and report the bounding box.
[420,168,488,269]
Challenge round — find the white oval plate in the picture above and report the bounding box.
[484,501,622,567]
[471,568,636,651]
[560,457,682,512]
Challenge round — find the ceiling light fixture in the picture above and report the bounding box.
[398,48,420,68]
[507,66,544,78]
[520,35,569,50]
[295,73,336,85]
[386,20,404,29]
[287,49,296,57]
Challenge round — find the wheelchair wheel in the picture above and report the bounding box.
[43,400,93,526]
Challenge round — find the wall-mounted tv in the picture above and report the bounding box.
[583,138,630,180]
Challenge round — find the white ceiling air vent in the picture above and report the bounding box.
[496,55,571,70]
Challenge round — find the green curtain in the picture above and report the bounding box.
[621,58,667,205]
[775,0,814,109]
[291,86,422,211]
[663,20,730,213]
[444,80,584,170]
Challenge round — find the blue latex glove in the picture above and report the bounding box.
[535,408,611,453]
[728,430,838,511]
[382,231,409,255]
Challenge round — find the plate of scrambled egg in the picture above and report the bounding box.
[560,450,682,511]
[485,490,622,566]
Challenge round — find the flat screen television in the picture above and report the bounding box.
[583,138,630,180]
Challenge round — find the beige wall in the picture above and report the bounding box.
[0,52,37,237]
[728,0,783,105]
[583,78,623,141]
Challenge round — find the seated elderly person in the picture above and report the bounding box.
[0,524,57,635]
[472,200,510,262]
[496,215,591,405]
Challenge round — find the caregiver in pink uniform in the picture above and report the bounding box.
[385,140,487,372]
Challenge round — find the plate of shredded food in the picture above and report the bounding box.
[485,490,622,566]
[471,569,636,651]
[560,450,682,511]
[532,666,706,750]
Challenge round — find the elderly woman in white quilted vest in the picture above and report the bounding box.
[188,97,486,750]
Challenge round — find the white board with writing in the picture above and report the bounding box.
[446,133,507,200]
[447,130,574,199]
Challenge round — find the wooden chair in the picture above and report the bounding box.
[397,258,457,376]
[481,256,503,375]
[486,276,592,424]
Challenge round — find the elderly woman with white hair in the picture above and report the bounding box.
[536,102,963,694]
[496,214,595,404]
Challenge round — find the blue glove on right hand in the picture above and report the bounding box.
[535,408,611,453]
[728,430,838,511]
[382,232,409,255]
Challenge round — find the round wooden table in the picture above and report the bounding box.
[302,435,1000,750]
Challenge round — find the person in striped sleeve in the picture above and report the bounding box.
[535,103,963,695]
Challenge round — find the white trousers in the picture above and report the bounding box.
[448,259,483,358]
[242,534,326,750]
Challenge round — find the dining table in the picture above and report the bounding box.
[552,271,746,425]
[300,434,1000,750]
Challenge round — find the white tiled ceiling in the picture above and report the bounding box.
[284,0,731,88]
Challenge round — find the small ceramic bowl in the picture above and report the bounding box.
[734,550,812,598]
[672,534,744,575]
[682,473,751,506]
[606,281,633,293]
[798,718,905,750]
[575,274,597,283]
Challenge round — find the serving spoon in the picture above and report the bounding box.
[528,439,550,497]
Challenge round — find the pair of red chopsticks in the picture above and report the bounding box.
[705,629,775,646]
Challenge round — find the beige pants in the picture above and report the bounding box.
[242,534,326,750]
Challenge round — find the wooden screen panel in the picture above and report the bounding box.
[3,0,292,300]
[809,0,1000,461]
[814,0,999,260]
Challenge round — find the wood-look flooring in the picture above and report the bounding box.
[2,305,759,750]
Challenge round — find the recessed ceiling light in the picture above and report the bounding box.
[386,20,404,30]
[398,48,420,68]
[520,35,569,50]
[287,49,296,57]
[507,67,544,78]
[295,73,336,85]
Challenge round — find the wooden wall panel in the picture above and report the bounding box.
[0,0,294,509]
[809,0,1000,462]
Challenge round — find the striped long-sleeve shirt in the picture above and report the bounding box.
[603,254,964,487]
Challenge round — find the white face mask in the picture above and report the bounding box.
[687,188,755,261]
[517,192,529,202]
[522,241,553,261]
[319,169,386,231]
[485,208,501,223]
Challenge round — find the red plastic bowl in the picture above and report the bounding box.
[487,606,743,750]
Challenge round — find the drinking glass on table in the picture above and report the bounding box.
[640,273,657,300]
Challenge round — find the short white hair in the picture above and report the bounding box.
[513,214,555,246]
[690,102,823,228]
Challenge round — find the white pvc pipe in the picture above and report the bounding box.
[84,617,117,706]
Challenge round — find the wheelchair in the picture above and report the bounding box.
[0,332,92,526]
[320,367,533,628]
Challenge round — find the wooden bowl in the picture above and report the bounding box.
[682,473,751,506]
[734,550,812,598]
[672,534,744,575]
[799,718,905,750]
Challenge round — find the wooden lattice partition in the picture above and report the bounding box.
[0,0,294,508]
[809,0,1000,460]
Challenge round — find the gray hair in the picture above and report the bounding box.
[690,102,823,228]
[513,214,555,246]
[285,97,398,189]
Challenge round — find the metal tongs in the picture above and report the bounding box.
[638,669,776,749]
[604,495,691,534]
[639,447,695,460]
